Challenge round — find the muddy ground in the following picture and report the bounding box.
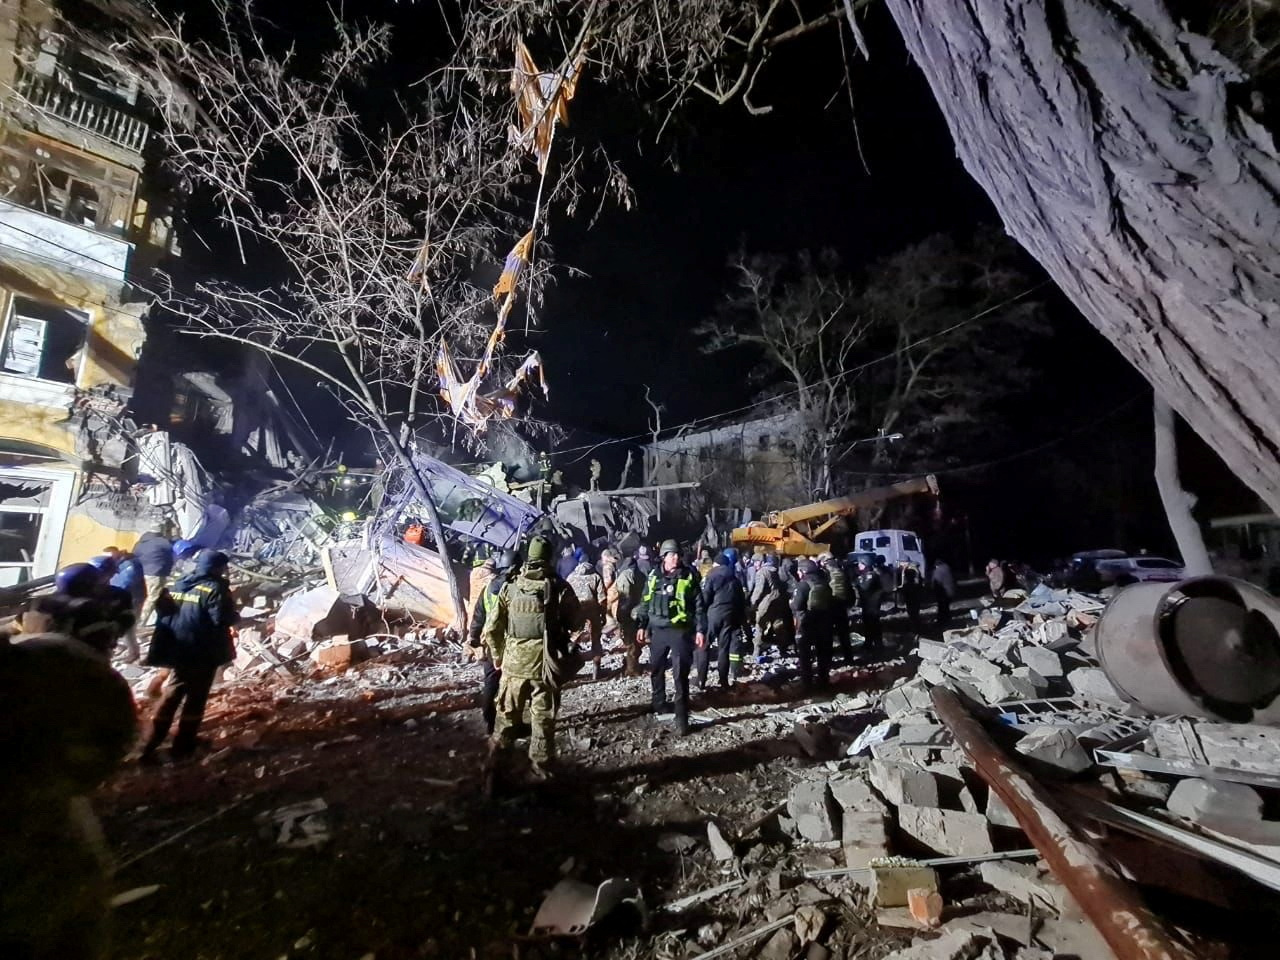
[99,636,918,960]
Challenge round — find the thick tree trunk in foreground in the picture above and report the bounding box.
[1154,397,1213,576]
[885,0,1280,514]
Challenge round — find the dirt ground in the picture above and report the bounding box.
[98,638,918,960]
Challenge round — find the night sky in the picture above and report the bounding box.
[155,1,1260,564]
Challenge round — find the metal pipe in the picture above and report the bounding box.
[931,687,1197,960]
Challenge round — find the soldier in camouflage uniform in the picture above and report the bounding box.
[482,536,580,779]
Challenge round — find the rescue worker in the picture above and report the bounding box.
[140,549,239,763]
[635,545,653,577]
[820,552,854,664]
[483,535,579,780]
[855,557,884,654]
[698,548,746,688]
[131,526,174,628]
[750,556,792,657]
[932,558,957,629]
[16,562,137,654]
[612,555,645,676]
[599,547,621,637]
[467,548,519,735]
[567,558,605,679]
[634,539,707,736]
[103,547,145,662]
[791,559,834,689]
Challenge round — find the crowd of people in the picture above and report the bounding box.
[468,533,961,788]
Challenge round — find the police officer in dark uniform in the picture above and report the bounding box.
[634,539,707,736]
[468,548,519,734]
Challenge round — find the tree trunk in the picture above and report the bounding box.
[1154,396,1214,576]
[885,0,1280,515]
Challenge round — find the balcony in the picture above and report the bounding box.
[15,68,150,156]
[0,199,131,283]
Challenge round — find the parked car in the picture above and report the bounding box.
[1094,555,1186,586]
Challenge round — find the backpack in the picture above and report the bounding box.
[806,580,833,612]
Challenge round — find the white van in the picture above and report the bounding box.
[854,529,927,574]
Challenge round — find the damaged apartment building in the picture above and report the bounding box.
[0,0,181,584]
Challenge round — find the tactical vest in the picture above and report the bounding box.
[806,580,833,612]
[643,571,696,626]
[507,576,550,640]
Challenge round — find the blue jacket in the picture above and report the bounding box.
[110,557,145,605]
[147,571,238,670]
[132,533,174,577]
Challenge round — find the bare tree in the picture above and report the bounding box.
[699,232,1044,498]
[59,0,613,628]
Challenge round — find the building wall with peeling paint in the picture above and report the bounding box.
[0,0,174,585]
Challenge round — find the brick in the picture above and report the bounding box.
[897,805,994,857]
[979,860,1067,913]
[882,930,984,960]
[828,774,885,812]
[1067,667,1125,704]
[979,674,1038,705]
[883,677,934,718]
[915,639,952,662]
[907,887,943,929]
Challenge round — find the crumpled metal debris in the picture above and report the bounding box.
[529,877,645,937]
[258,798,329,849]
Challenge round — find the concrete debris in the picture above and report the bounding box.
[870,760,942,808]
[1014,727,1093,776]
[977,859,1067,914]
[881,929,987,960]
[706,821,736,862]
[1066,667,1125,705]
[907,887,943,928]
[897,805,994,857]
[529,877,645,937]
[787,780,841,843]
[1166,778,1265,824]
[793,904,826,944]
[759,927,799,960]
[870,860,939,908]
[884,677,934,719]
[312,637,369,671]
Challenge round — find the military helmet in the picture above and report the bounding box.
[495,548,519,571]
[526,535,553,564]
[659,539,680,558]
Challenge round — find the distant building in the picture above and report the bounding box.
[642,411,807,527]
[0,0,180,584]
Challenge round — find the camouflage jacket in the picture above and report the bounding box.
[482,569,579,680]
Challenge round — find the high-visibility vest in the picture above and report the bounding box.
[643,571,696,626]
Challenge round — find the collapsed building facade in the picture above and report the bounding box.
[0,0,179,584]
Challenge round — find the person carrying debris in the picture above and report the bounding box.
[467,548,519,735]
[791,559,835,689]
[634,540,707,736]
[750,556,793,657]
[132,526,174,628]
[855,557,885,654]
[140,549,239,763]
[482,535,580,780]
[698,548,746,689]
[612,555,645,676]
[567,558,606,680]
[820,553,854,664]
[102,547,145,662]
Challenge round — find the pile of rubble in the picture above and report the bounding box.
[612,582,1280,959]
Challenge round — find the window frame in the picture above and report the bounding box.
[0,293,90,387]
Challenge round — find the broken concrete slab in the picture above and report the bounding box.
[276,638,309,659]
[842,810,890,868]
[897,806,994,857]
[828,774,886,813]
[881,929,987,960]
[945,655,1004,682]
[1067,667,1126,705]
[759,928,799,960]
[870,861,939,907]
[1152,720,1280,775]
[1010,666,1048,692]
[883,677,934,719]
[1166,778,1264,824]
[787,780,841,843]
[275,584,352,641]
[1014,644,1064,679]
[978,859,1067,913]
[870,760,941,808]
[983,792,1021,830]
[979,674,1038,705]
[915,639,953,662]
[1014,727,1093,776]
[918,662,949,686]
[907,887,943,928]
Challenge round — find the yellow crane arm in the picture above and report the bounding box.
[766,475,939,527]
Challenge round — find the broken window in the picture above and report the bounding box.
[0,296,89,384]
[0,478,51,586]
[0,126,137,236]
[758,434,771,451]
